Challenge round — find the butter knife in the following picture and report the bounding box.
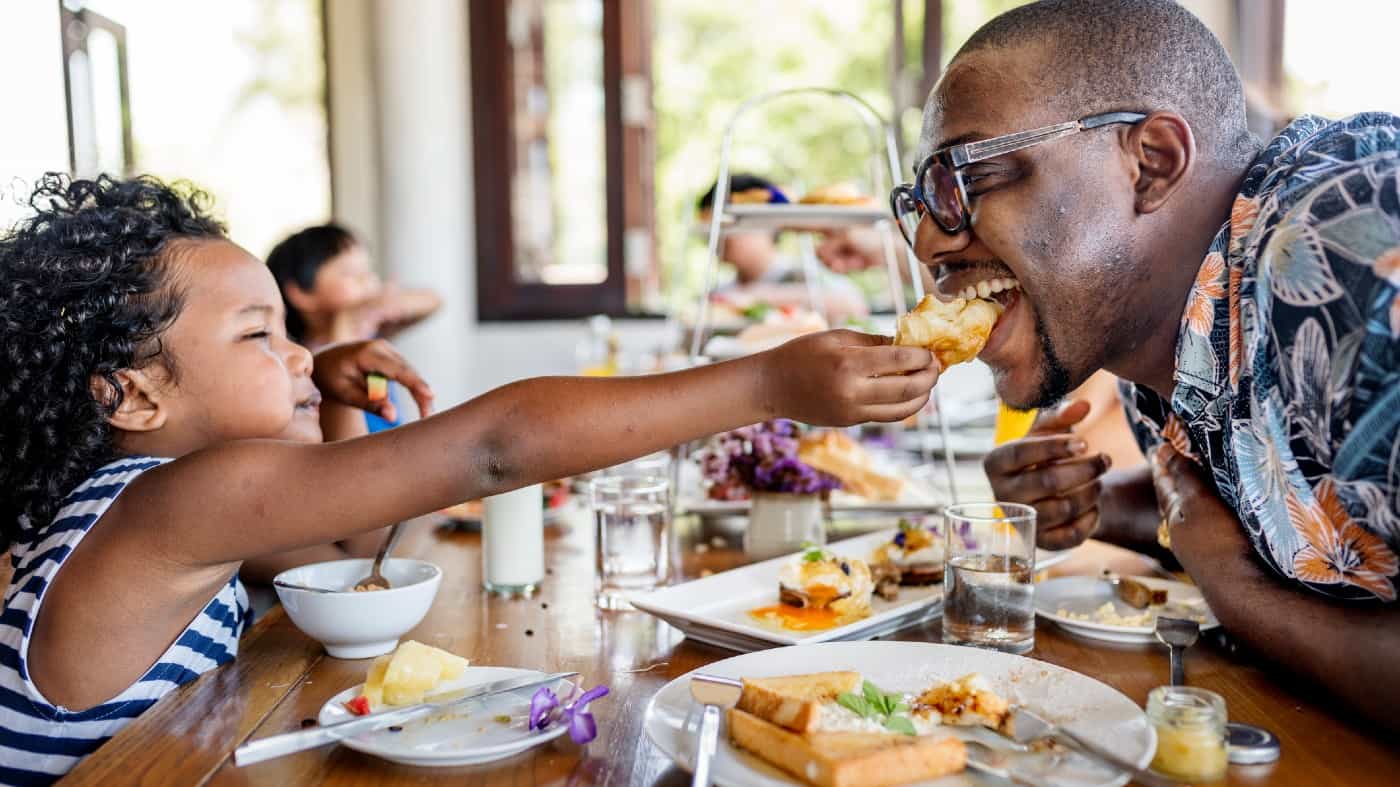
[234,671,577,766]
[690,674,742,786]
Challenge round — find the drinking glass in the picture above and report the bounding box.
[941,502,1036,653]
[591,475,671,610]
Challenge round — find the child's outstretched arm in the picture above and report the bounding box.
[122,330,937,564]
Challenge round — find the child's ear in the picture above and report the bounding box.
[284,281,319,314]
[92,369,168,433]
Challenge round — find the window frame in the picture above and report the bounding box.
[469,0,629,321]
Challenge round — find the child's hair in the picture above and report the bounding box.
[0,173,225,549]
[265,223,359,341]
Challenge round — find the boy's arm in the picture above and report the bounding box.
[375,287,442,338]
[121,331,939,566]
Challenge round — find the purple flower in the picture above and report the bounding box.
[529,683,610,745]
[699,420,842,496]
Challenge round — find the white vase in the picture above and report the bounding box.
[744,492,825,560]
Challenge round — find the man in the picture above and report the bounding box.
[900,0,1400,729]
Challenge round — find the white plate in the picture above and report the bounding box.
[642,640,1153,787]
[1035,576,1220,644]
[317,668,574,767]
[629,530,1074,652]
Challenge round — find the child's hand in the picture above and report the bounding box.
[312,339,435,422]
[761,330,939,426]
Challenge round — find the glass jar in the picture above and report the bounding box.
[1147,686,1229,782]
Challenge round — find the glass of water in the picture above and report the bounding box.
[591,475,670,610]
[941,502,1036,654]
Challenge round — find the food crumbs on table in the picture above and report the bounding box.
[388,725,403,733]
[525,629,534,636]
[710,536,726,548]
[300,718,317,728]
[541,602,549,609]
[700,569,714,577]
[494,714,512,724]
[694,543,710,554]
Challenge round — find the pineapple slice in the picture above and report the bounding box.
[378,640,471,707]
[361,654,392,707]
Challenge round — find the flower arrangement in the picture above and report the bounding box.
[700,420,841,500]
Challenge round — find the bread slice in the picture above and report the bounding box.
[798,432,904,502]
[736,671,862,733]
[728,708,966,787]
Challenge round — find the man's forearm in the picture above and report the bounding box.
[1096,466,1177,565]
[1190,553,1400,734]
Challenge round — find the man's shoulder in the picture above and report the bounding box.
[1252,113,1400,212]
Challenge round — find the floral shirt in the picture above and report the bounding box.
[1122,114,1400,603]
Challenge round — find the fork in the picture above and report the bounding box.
[1005,706,1184,787]
[962,739,1045,787]
[1154,616,1201,686]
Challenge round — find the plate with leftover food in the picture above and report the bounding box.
[1035,576,1220,644]
[628,529,1073,652]
[642,640,1152,787]
[317,641,573,766]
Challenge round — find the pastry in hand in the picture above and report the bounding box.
[893,296,1002,368]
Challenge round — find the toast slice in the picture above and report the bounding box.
[728,708,966,787]
[736,671,862,734]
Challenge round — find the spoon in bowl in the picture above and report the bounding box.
[353,522,405,592]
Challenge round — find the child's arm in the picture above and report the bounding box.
[373,285,442,338]
[118,330,938,565]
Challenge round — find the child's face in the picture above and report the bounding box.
[146,240,320,448]
[307,244,382,312]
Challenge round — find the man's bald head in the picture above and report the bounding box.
[946,0,1258,166]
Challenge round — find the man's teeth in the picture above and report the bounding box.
[960,278,1019,300]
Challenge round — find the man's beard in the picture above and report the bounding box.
[1027,310,1073,409]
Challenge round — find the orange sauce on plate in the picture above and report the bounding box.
[748,604,843,631]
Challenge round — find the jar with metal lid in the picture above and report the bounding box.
[1147,686,1229,782]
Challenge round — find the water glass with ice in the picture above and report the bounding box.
[591,475,670,610]
[941,502,1036,654]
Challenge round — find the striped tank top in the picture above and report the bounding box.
[0,457,250,785]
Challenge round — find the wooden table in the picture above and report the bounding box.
[62,511,1398,786]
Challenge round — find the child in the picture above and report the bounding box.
[266,223,441,432]
[0,174,939,781]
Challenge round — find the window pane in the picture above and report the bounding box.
[508,0,608,286]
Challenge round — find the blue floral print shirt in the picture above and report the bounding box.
[1122,113,1400,603]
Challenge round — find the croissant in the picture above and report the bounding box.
[894,296,1002,367]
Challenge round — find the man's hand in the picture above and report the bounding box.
[312,339,435,422]
[983,400,1112,550]
[1150,443,1253,577]
[761,330,939,426]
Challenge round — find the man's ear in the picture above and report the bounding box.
[1124,111,1196,215]
[93,369,168,433]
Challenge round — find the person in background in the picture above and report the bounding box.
[697,174,868,324]
[266,223,441,432]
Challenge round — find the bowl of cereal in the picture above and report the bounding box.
[273,558,442,659]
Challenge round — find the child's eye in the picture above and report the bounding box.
[243,330,271,341]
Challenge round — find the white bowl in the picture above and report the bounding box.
[273,558,442,659]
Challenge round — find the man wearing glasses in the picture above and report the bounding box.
[903,0,1400,729]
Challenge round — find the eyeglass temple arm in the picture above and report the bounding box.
[950,111,1149,167]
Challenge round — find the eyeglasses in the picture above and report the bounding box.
[890,111,1148,245]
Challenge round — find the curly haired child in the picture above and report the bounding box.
[0,174,939,781]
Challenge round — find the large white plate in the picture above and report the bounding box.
[629,530,1074,652]
[317,667,573,767]
[1035,576,1220,645]
[643,640,1153,787]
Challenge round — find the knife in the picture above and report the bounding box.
[234,671,578,766]
[689,674,742,786]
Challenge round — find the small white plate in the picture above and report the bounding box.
[317,667,574,767]
[1035,576,1220,644]
[642,640,1152,787]
[629,530,1074,652]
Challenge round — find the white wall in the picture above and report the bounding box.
[0,3,70,229]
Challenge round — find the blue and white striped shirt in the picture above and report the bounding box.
[0,457,250,785]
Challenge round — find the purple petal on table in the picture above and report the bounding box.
[573,684,610,709]
[567,708,598,744]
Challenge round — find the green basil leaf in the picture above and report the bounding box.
[862,681,884,707]
[884,715,918,736]
[837,692,872,718]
